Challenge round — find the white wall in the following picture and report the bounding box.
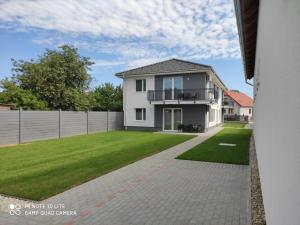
[233,102,240,115]
[208,88,223,127]
[254,1,300,224]
[123,76,155,128]
[239,107,252,117]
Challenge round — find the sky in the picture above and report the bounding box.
[0,0,253,96]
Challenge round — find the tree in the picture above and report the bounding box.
[11,45,93,110]
[91,83,123,111]
[0,79,48,110]
[112,84,122,111]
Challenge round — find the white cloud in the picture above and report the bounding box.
[0,0,241,66]
[92,59,125,68]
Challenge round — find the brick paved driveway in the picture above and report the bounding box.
[0,127,250,225]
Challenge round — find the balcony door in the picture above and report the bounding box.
[163,108,182,131]
[163,77,183,100]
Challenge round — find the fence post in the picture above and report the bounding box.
[87,110,89,134]
[58,109,61,138]
[19,107,22,144]
[107,110,109,132]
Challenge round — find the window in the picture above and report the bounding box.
[135,108,146,120]
[209,109,215,122]
[214,85,219,100]
[136,79,146,92]
[249,108,252,114]
[163,77,183,100]
[136,108,142,120]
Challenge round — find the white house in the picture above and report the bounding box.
[223,90,253,119]
[234,0,300,224]
[116,59,227,132]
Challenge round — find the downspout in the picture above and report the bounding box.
[123,74,127,130]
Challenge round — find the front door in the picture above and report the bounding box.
[163,108,182,131]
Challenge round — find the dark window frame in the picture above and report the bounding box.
[136,79,146,92]
[143,108,146,120]
[135,108,146,121]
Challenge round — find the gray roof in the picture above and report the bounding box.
[115,58,211,77]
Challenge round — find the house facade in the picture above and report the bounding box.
[234,0,300,224]
[116,59,227,132]
[223,90,253,119]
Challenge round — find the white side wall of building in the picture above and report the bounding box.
[208,88,223,128]
[123,76,155,128]
[239,107,252,117]
[254,1,300,224]
[233,102,240,115]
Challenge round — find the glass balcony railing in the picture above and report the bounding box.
[147,88,216,101]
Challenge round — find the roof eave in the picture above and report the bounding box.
[234,0,259,80]
[209,68,227,90]
[115,69,210,78]
[115,58,211,78]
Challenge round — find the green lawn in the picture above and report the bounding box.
[222,122,246,128]
[0,131,195,200]
[177,128,252,165]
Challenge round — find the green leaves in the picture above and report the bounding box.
[1,45,123,111]
[91,83,123,111]
[2,45,94,111]
[0,79,48,110]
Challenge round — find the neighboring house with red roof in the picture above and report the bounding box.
[223,90,253,119]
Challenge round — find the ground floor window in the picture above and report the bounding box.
[229,108,234,114]
[135,108,146,120]
[249,108,252,114]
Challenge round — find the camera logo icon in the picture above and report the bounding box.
[9,204,21,215]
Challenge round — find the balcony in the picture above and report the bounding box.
[147,88,217,104]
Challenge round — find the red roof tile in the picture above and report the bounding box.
[224,91,253,107]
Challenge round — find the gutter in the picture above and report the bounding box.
[122,74,127,129]
[234,0,247,81]
[233,0,259,81]
[246,79,254,87]
[115,69,210,78]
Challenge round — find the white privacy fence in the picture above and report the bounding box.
[0,109,123,146]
